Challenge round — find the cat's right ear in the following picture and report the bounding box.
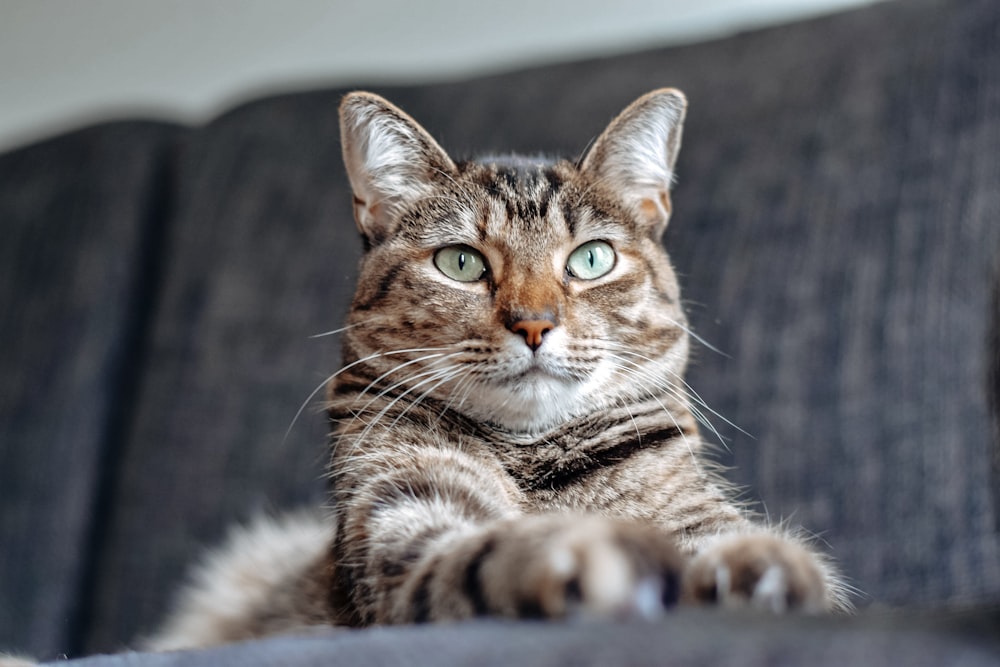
[580,88,687,239]
[339,92,457,245]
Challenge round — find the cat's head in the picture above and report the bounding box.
[336,89,690,434]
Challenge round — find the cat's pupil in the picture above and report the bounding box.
[458,253,467,271]
[587,250,595,267]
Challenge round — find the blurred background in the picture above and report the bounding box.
[1,0,882,153]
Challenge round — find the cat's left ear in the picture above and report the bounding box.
[340,92,457,245]
[580,88,687,238]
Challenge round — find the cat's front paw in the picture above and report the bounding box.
[479,516,685,620]
[681,533,830,613]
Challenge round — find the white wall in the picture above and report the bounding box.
[0,0,883,152]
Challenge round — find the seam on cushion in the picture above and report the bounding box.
[65,129,182,658]
[991,256,1000,533]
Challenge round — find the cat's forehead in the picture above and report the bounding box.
[467,160,566,233]
[406,158,628,251]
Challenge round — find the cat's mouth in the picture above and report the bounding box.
[506,356,584,384]
[514,366,562,382]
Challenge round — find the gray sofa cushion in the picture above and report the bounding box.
[45,611,1000,667]
[0,122,179,656]
[1,0,998,661]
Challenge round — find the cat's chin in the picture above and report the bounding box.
[459,372,589,435]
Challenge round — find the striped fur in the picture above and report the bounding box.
[148,89,849,651]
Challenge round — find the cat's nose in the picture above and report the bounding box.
[509,318,557,352]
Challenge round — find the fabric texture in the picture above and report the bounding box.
[45,611,1000,667]
[0,122,179,656]
[1,0,998,661]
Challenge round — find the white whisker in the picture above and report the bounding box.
[603,357,698,461]
[284,345,452,447]
[664,315,729,358]
[605,351,728,451]
[339,365,465,466]
[309,321,365,339]
[609,346,748,440]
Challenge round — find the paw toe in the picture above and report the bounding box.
[751,564,789,613]
[682,534,830,613]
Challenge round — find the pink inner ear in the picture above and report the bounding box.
[353,196,379,218]
[639,199,658,221]
[639,192,671,222]
[659,192,672,215]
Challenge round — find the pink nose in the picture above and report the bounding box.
[510,319,556,351]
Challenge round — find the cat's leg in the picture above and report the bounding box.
[624,448,850,614]
[387,514,685,622]
[333,446,685,624]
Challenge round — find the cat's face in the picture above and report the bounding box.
[338,90,690,434]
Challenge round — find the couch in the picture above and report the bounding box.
[2,0,998,663]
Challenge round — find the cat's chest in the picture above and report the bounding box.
[478,417,684,499]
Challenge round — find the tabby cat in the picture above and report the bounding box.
[146,88,850,650]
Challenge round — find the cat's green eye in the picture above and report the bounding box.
[434,245,488,282]
[566,240,616,280]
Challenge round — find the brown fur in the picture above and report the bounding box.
[148,89,850,651]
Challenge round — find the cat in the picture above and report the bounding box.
[145,88,851,651]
